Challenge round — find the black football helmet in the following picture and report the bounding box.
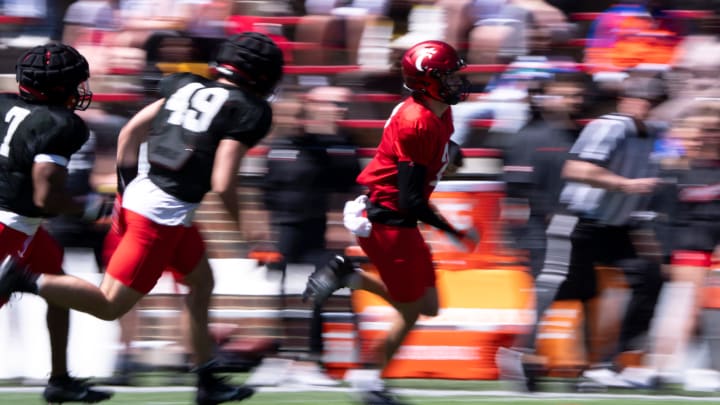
[211,32,284,97]
[16,42,92,110]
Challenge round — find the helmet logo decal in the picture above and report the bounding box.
[414,48,437,72]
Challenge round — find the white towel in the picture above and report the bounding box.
[343,195,372,238]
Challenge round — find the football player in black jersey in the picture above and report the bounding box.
[0,32,284,405]
[0,43,112,403]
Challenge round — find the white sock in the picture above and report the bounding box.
[349,368,384,391]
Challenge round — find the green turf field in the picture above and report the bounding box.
[1,390,719,405]
[2,376,720,405]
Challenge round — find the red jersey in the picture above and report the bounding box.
[357,96,453,211]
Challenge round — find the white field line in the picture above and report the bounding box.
[0,385,719,402]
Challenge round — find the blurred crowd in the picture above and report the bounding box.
[2,0,720,396]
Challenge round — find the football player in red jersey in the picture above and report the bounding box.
[303,40,477,405]
[0,43,113,403]
[0,32,284,405]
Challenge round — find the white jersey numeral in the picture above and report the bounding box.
[0,106,30,157]
[165,83,229,133]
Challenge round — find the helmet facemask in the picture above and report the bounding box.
[434,68,470,105]
[71,80,93,111]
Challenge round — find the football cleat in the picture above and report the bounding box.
[43,375,113,404]
[360,389,408,405]
[302,255,355,305]
[0,255,38,301]
[196,374,255,405]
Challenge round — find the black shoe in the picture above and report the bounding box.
[360,389,408,405]
[196,374,255,405]
[302,255,354,305]
[43,376,113,404]
[0,255,38,302]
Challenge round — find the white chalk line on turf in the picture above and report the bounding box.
[1,385,720,402]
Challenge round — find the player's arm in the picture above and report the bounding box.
[562,117,658,194]
[211,139,248,227]
[116,98,164,192]
[32,160,84,216]
[564,159,658,194]
[563,159,627,190]
[397,161,461,236]
[33,117,99,217]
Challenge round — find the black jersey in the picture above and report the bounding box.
[263,132,361,224]
[655,161,720,252]
[503,119,578,219]
[0,94,89,217]
[674,162,720,222]
[146,73,273,203]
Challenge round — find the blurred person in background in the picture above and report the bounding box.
[0,32,284,405]
[583,0,681,74]
[0,43,112,403]
[635,99,720,389]
[498,70,667,391]
[501,68,591,278]
[2,0,74,45]
[258,85,361,386]
[302,40,478,405]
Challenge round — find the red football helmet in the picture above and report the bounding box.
[401,40,469,105]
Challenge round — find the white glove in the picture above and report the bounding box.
[343,195,372,238]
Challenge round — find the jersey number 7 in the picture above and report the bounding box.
[0,106,30,158]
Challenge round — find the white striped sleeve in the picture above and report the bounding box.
[570,118,625,162]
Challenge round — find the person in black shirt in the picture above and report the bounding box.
[645,100,720,384]
[502,70,590,278]
[261,86,361,385]
[499,70,667,391]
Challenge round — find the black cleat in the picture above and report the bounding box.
[196,374,255,405]
[43,376,113,404]
[360,389,408,405]
[302,255,355,305]
[0,255,38,301]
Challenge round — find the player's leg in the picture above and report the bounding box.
[100,208,138,386]
[173,225,255,405]
[1,210,178,320]
[23,228,114,404]
[353,224,436,405]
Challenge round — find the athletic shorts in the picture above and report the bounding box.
[671,250,713,267]
[357,223,435,303]
[0,224,63,308]
[105,209,204,294]
[101,193,125,268]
